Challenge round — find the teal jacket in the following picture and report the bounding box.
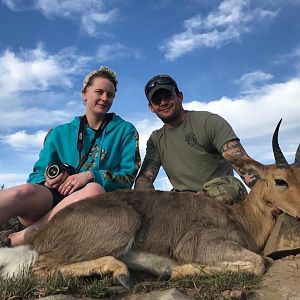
[27,114,141,191]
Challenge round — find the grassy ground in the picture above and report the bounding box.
[0,270,261,299]
[0,271,111,299]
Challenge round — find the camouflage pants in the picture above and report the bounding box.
[202,176,248,205]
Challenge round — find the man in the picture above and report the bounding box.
[296,145,300,166]
[134,74,257,204]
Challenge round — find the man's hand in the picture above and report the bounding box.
[134,174,155,190]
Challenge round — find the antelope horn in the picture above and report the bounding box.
[295,144,300,165]
[272,119,289,166]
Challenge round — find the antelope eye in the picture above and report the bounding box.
[275,179,289,187]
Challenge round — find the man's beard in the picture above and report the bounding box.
[158,107,182,123]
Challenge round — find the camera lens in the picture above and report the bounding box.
[46,165,61,179]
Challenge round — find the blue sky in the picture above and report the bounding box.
[0,0,300,190]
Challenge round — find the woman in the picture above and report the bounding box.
[0,66,141,247]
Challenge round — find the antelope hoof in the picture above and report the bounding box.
[159,267,171,281]
[263,256,273,267]
[114,274,131,289]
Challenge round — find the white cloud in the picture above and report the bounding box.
[184,78,300,140]
[151,0,173,10]
[81,9,119,37]
[273,45,300,72]
[0,173,28,187]
[2,0,120,37]
[96,43,143,62]
[235,70,274,92]
[1,130,46,151]
[262,0,300,7]
[0,44,90,97]
[34,0,102,18]
[160,0,278,60]
[0,44,89,129]
[1,0,30,11]
[0,107,76,130]
[134,118,163,158]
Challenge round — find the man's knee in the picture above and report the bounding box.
[82,182,105,197]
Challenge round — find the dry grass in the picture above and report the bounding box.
[0,270,260,299]
[131,271,260,299]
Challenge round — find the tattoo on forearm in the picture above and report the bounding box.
[134,175,155,190]
[221,140,247,159]
[222,140,260,188]
[134,161,160,190]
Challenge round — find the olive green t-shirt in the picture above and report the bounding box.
[144,111,238,191]
[295,144,300,163]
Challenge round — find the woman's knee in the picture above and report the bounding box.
[1,183,52,220]
[81,182,105,197]
[9,184,40,202]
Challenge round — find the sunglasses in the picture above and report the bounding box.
[145,76,178,98]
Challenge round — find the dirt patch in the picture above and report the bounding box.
[249,254,300,300]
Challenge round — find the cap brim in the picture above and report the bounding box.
[147,85,176,101]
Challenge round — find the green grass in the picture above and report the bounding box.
[0,271,261,300]
[0,271,111,299]
[132,271,260,299]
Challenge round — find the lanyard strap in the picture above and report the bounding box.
[75,113,114,173]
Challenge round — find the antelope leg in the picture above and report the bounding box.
[57,256,131,289]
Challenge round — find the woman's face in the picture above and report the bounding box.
[82,76,116,116]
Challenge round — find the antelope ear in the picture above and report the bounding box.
[295,144,300,166]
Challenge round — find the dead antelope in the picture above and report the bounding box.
[0,120,300,289]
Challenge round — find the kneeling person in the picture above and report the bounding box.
[135,74,258,203]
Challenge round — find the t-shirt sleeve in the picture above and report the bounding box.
[204,114,239,152]
[141,132,161,167]
[145,132,160,163]
[296,144,300,163]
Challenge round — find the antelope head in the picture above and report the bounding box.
[231,120,300,220]
[261,119,300,220]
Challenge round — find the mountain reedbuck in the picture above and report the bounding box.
[0,120,300,288]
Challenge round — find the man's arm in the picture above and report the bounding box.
[134,159,160,190]
[134,134,161,190]
[221,139,259,188]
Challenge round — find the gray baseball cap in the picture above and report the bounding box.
[145,74,178,101]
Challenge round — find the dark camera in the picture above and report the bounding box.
[45,163,75,179]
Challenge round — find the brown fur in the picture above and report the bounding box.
[25,157,300,281]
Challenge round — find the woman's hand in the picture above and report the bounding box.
[58,171,94,197]
[44,171,69,189]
